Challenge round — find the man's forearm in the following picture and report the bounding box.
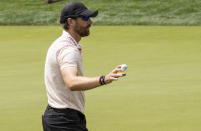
[67,76,102,91]
[61,65,126,91]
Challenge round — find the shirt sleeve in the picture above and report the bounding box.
[57,46,79,71]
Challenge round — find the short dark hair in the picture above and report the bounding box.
[61,17,78,30]
[62,21,69,30]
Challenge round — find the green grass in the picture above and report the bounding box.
[0,0,201,25]
[0,26,201,131]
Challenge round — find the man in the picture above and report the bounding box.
[42,2,126,131]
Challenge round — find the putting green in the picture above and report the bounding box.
[0,26,201,131]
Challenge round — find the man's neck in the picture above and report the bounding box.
[67,29,81,43]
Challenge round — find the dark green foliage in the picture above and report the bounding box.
[0,0,201,25]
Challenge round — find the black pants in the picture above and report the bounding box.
[42,105,88,131]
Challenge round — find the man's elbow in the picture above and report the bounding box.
[67,83,79,91]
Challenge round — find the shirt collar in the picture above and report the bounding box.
[62,30,82,52]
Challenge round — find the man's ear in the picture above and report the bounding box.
[67,18,75,27]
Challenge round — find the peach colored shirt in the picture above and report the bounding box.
[44,30,85,113]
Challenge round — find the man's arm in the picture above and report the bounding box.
[61,65,126,91]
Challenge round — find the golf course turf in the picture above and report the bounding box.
[0,26,201,131]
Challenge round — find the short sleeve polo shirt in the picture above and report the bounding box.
[44,30,85,113]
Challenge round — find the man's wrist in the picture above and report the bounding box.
[99,76,105,85]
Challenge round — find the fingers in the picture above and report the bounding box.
[111,73,125,78]
[121,73,126,76]
[110,72,126,81]
[112,68,123,73]
[105,72,126,84]
[112,65,124,73]
[105,64,127,84]
[112,64,126,73]
[116,65,122,68]
[109,73,126,81]
[109,76,118,81]
[105,74,117,84]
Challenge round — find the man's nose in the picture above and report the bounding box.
[88,18,92,25]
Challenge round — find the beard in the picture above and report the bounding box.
[73,22,91,37]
